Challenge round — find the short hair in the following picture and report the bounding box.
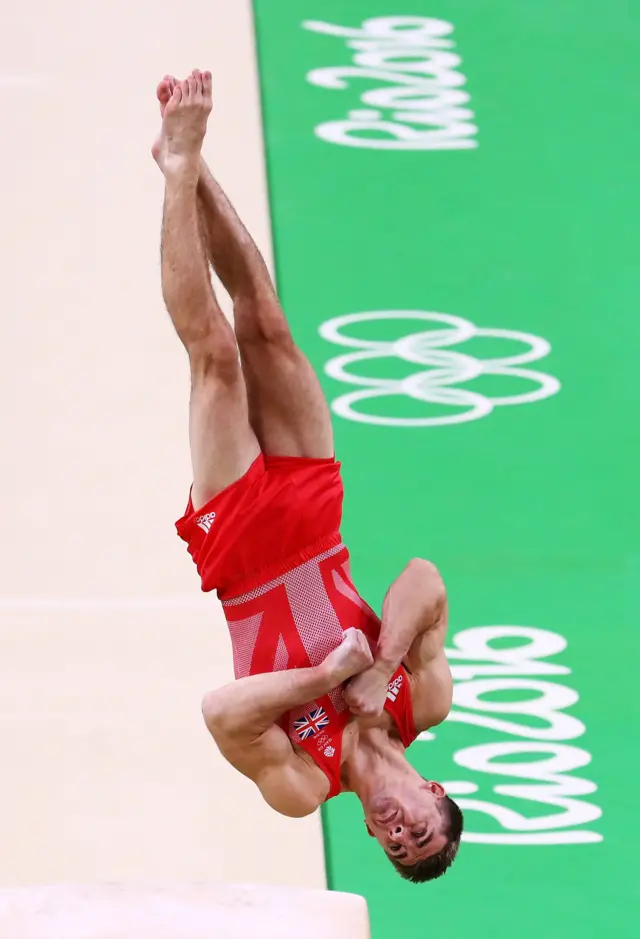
[388,795,463,883]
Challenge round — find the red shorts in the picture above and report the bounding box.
[175,454,344,599]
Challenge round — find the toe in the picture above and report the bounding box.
[202,70,212,100]
[187,75,198,99]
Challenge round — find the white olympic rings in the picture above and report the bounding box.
[319,310,561,427]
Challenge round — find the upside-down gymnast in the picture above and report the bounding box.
[154,69,463,883]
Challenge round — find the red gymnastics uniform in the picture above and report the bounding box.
[176,454,417,800]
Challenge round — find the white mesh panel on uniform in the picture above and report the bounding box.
[273,633,289,672]
[284,559,344,667]
[221,542,346,606]
[222,542,350,702]
[226,611,263,679]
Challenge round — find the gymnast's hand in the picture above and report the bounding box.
[343,661,391,718]
[322,628,374,686]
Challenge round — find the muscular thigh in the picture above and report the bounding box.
[188,337,261,511]
[234,294,334,459]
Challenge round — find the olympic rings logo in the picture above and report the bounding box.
[319,311,561,427]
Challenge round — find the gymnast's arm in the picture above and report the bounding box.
[201,629,372,816]
[378,558,448,673]
[344,558,452,723]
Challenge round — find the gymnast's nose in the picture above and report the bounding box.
[389,822,408,842]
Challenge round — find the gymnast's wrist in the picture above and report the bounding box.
[371,655,399,682]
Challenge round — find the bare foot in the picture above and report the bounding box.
[152,69,212,179]
[323,628,374,685]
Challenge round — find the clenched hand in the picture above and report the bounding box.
[343,662,392,718]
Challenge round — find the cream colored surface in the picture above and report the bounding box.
[0,884,371,939]
[0,1,325,886]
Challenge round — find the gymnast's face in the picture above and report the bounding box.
[363,779,448,865]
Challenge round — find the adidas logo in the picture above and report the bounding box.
[195,511,216,534]
[386,676,403,703]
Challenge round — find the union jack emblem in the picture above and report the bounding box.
[294,706,330,741]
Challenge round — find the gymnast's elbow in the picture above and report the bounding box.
[201,689,231,736]
[406,556,442,582]
[258,767,325,819]
[407,558,446,602]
